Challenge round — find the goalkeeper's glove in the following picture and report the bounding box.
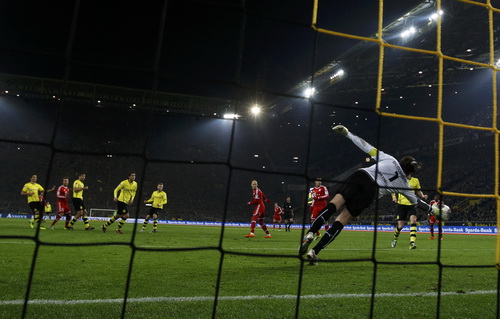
[332,125,349,136]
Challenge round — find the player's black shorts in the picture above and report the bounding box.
[29,201,43,214]
[337,170,376,217]
[72,198,85,211]
[116,201,129,215]
[148,207,162,216]
[395,204,417,221]
[283,212,293,220]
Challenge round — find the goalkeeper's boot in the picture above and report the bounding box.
[299,232,314,255]
[244,233,255,238]
[391,240,397,248]
[306,249,318,266]
[409,242,417,250]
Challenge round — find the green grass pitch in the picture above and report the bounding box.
[0,218,497,318]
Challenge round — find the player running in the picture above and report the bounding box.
[68,173,95,230]
[272,202,283,231]
[309,178,330,238]
[141,183,168,233]
[102,173,138,234]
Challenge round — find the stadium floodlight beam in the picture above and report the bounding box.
[304,87,315,98]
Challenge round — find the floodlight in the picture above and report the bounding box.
[223,113,240,119]
[304,87,315,98]
[250,105,261,115]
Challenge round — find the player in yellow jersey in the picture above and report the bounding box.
[141,183,167,233]
[67,173,95,230]
[391,175,428,249]
[102,172,138,234]
[21,175,55,230]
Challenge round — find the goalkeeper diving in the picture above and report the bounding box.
[299,125,442,265]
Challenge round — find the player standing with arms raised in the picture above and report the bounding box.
[299,125,439,265]
[50,177,72,229]
[245,180,272,238]
[309,178,330,238]
[68,173,95,230]
[102,173,138,234]
[141,183,167,233]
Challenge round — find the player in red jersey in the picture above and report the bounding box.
[272,202,283,231]
[245,180,272,238]
[309,178,330,237]
[428,194,443,240]
[50,178,72,229]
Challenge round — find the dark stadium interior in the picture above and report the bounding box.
[0,0,498,225]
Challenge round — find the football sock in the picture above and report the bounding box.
[69,217,77,227]
[153,219,158,230]
[104,215,118,228]
[393,226,402,241]
[430,224,434,237]
[51,215,62,227]
[309,203,337,234]
[65,215,71,228]
[250,221,256,233]
[262,224,269,235]
[313,220,344,254]
[116,218,126,230]
[410,223,417,244]
[142,219,149,230]
[82,216,90,229]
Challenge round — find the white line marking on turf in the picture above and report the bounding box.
[0,290,496,306]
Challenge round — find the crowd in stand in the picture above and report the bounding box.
[1,97,498,225]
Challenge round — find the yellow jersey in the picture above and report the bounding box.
[73,180,85,199]
[45,202,52,213]
[22,182,44,203]
[395,177,421,206]
[146,190,167,209]
[114,180,138,204]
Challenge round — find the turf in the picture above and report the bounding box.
[0,218,497,318]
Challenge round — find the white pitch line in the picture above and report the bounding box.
[0,290,496,306]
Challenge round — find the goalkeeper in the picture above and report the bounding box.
[299,125,439,265]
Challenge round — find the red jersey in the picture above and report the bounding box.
[430,199,442,207]
[274,206,283,218]
[248,187,270,215]
[310,185,329,208]
[429,199,442,223]
[57,185,70,204]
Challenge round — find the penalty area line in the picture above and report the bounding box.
[0,290,496,306]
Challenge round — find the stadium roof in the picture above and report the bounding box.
[0,0,496,117]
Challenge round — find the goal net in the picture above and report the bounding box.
[0,0,498,318]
